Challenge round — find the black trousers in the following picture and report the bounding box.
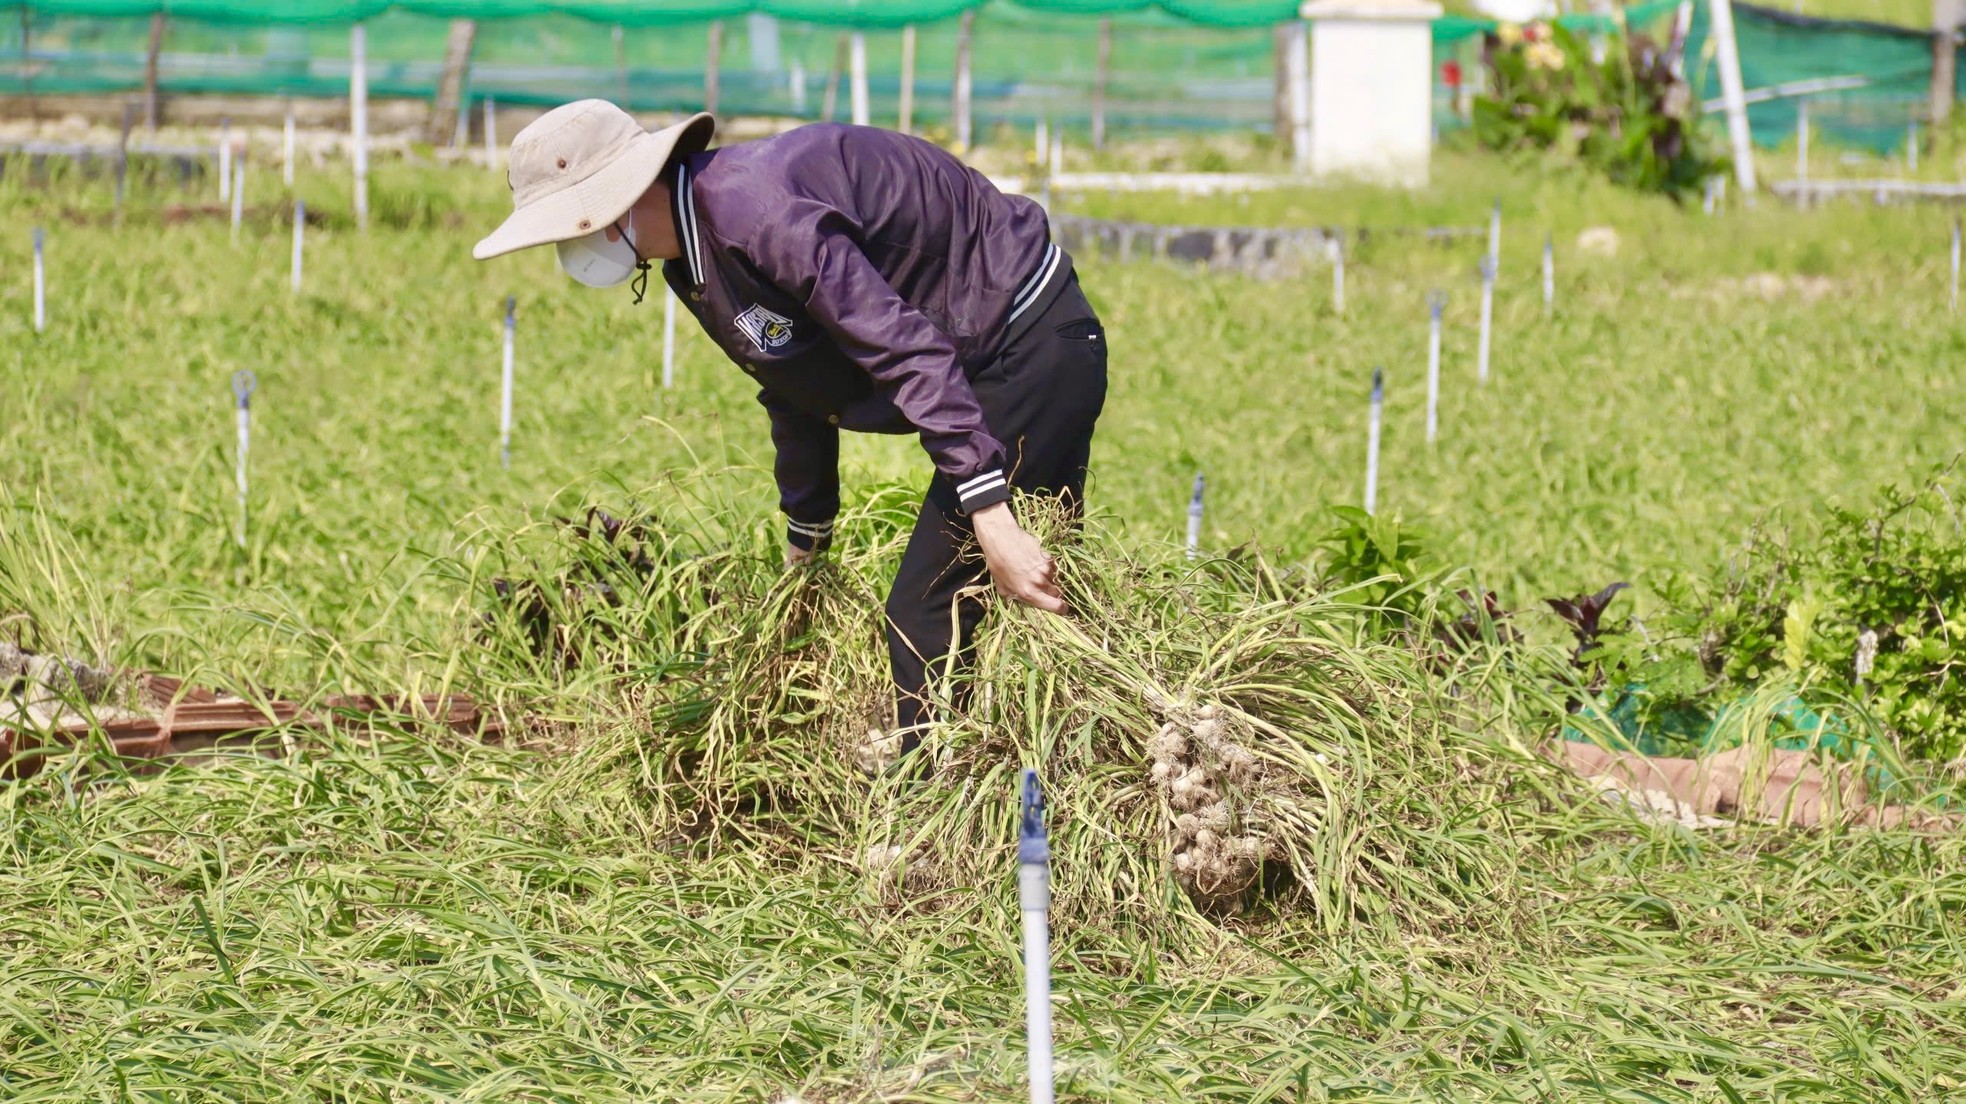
[886,273,1109,743]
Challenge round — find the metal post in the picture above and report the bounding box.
[1709,0,1760,198]
[899,24,917,135]
[1017,769,1054,1104]
[1426,292,1443,444]
[500,296,516,469]
[954,11,974,152]
[351,23,369,230]
[849,31,869,126]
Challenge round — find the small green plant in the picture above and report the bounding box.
[1474,21,1725,199]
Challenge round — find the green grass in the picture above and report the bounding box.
[2,145,1965,1099]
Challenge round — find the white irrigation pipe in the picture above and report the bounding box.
[1185,473,1204,560]
[1487,200,1501,276]
[485,96,498,172]
[31,226,45,334]
[218,117,231,203]
[283,102,295,187]
[1364,367,1383,516]
[1796,98,1809,184]
[1477,254,1495,385]
[1017,768,1054,1104]
[500,295,516,470]
[232,369,256,548]
[351,23,370,231]
[230,161,245,244]
[291,200,305,293]
[1951,220,1959,314]
[1330,237,1345,316]
[662,288,677,390]
[1426,291,1443,444]
[1542,233,1553,319]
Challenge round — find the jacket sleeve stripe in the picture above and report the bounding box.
[1008,242,1062,324]
[957,469,1007,496]
[957,476,1008,504]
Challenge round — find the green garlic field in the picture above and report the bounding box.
[1,146,1963,1100]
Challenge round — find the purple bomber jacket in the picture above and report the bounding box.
[659,123,1071,551]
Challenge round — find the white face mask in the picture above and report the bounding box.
[556,210,643,289]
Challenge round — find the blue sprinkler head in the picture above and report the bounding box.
[1189,473,1205,509]
[1018,768,1049,865]
[232,369,257,409]
[1371,367,1384,401]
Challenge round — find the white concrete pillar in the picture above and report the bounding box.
[1300,0,1441,186]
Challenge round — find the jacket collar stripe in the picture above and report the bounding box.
[674,161,705,287]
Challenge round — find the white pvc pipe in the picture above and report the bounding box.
[1477,256,1494,385]
[1796,98,1809,184]
[230,162,245,243]
[1709,0,1759,197]
[218,117,231,202]
[1185,473,1204,560]
[1952,220,1960,314]
[32,227,45,334]
[283,104,296,187]
[291,200,305,293]
[1330,237,1344,315]
[1426,292,1442,443]
[351,23,370,230]
[848,32,869,126]
[1488,200,1502,275]
[662,290,677,389]
[1542,234,1553,318]
[1286,21,1310,173]
[1364,368,1383,515]
[1019,865,1053,1104]
[500,296,516,469]
[233,371,254,549]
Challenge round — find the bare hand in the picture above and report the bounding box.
[786,543,817,568]
[970,502,1066,615]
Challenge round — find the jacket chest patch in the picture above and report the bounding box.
[734,303,796,353]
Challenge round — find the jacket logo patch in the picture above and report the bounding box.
[735,304,795,353]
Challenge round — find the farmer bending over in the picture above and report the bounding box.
[473,103,1108,758]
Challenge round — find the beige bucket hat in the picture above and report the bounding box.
[472,100,715,261]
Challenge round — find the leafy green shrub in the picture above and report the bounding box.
[1653,465,1966,763]
[1473,21,1724,199]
